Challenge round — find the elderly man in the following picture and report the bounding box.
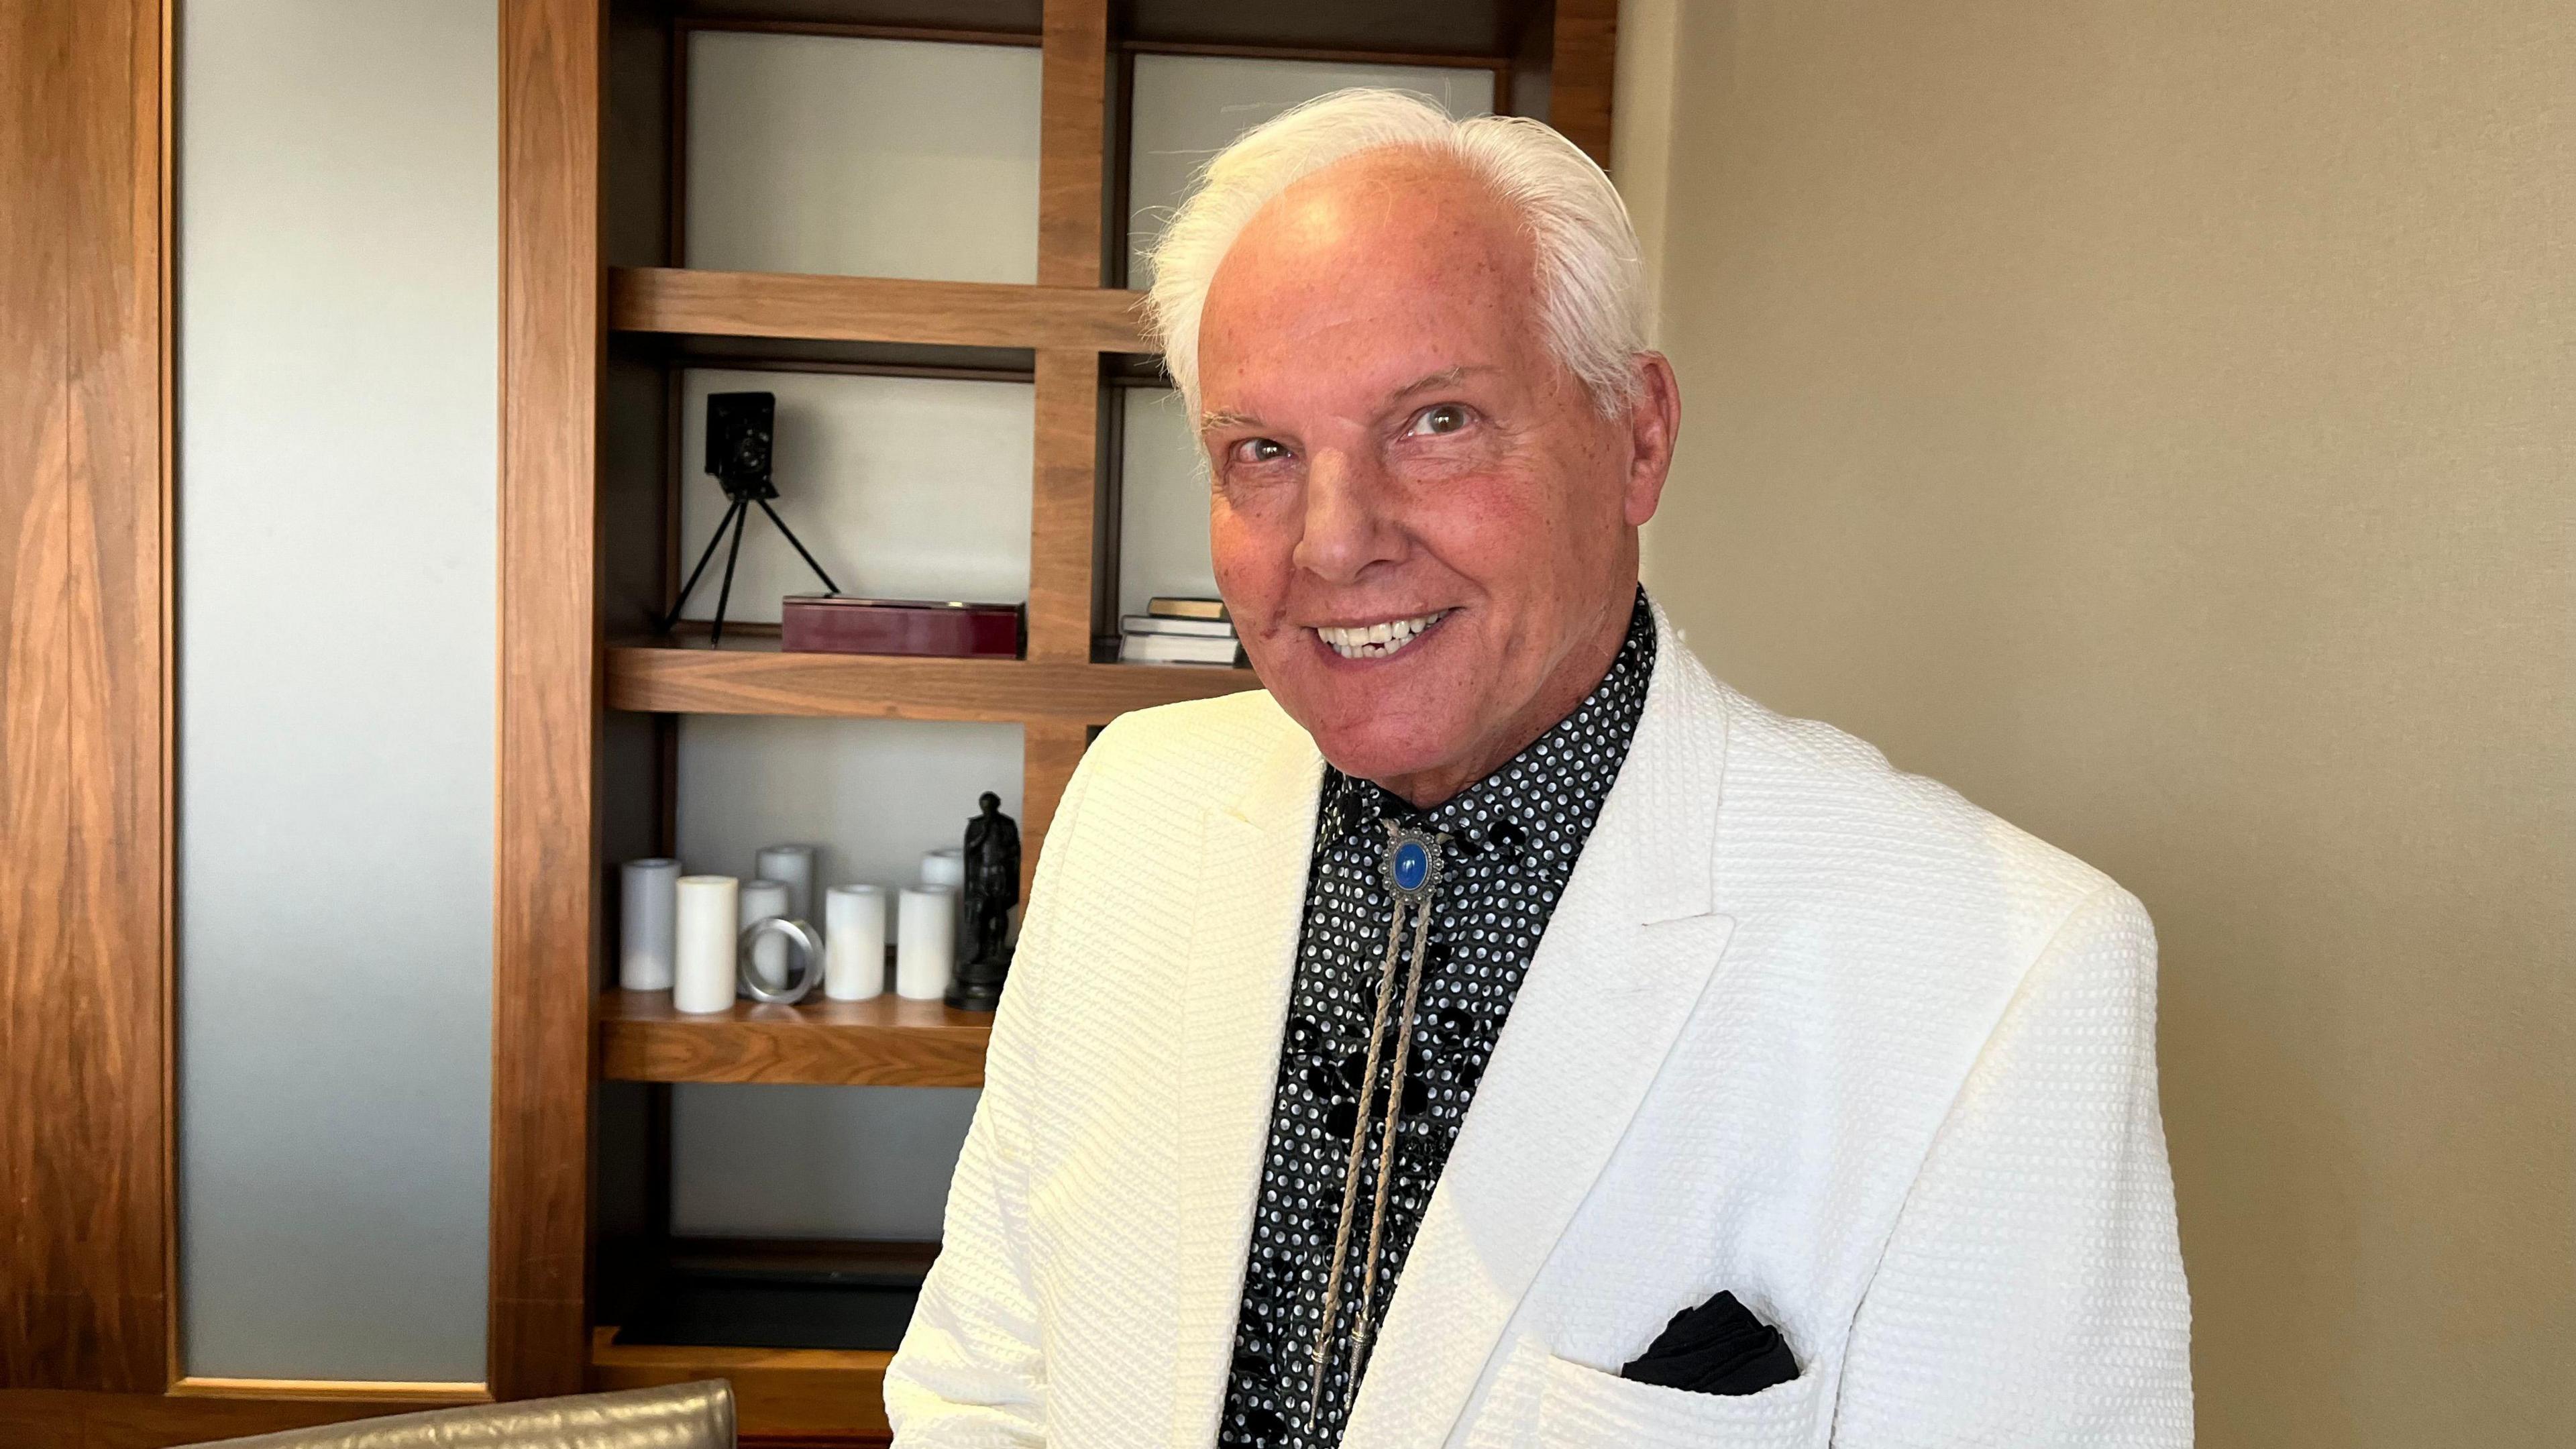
[886,91,2190,1449]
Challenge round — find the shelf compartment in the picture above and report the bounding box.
[602,989,989,1086]
[591,1326,894,1440]
[614,1238,936,1352]
[610,266,1149,354]
[681,27,1044,286]
[607,641,1259,722]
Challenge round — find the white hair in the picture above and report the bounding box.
[1144,88,1649,419]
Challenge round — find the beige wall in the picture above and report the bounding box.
[1623,2,2573,1444]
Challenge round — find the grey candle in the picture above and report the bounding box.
[619,857,681,991]
[756,843,817,923]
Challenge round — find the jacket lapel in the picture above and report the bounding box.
[1169,720,1325,1449]
[1343,609,1739,1448]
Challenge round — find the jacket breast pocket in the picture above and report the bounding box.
[1536,1350,1824,1448]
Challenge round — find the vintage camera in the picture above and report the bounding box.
[661,390,839,643]
[704,390,778,500]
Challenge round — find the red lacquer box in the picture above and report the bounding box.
[780,596,1024,658]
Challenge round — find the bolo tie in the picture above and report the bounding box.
[1305,816,1450,1432]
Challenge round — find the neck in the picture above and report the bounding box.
[1373,588,1638,809]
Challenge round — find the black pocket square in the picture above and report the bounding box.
[1615,1290,1799,1396]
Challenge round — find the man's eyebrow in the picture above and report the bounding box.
[1385,366,1491,405]
[1197,367,1493,433]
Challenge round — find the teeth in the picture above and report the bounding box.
[1316,610,1449,660]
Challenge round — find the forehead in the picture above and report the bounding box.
[1197,151,1538,413]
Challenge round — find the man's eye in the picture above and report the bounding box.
[1231,437,1289,465]
[1407,404,1472,436]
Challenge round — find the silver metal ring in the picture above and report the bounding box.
[737,916,822,1004]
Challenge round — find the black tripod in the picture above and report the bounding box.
[661,484,841,645]
[662,390,840,645]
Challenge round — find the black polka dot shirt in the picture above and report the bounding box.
[1216,590,1658,1449]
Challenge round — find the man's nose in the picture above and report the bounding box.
[1291,448,1402,584]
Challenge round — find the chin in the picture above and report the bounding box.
[1305,720,1459,787]
[1240,618,1487,789]
[1277,673,1476,788]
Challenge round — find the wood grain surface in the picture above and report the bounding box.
[1019,720,1092,902]
[1548,0,1619,166]
[492,0,602,1403]
[606,643,1260,720]
[1,1386,490,1449]
[1038,0,1110,288]
[1026,348,1106,660]
[598,991,991,1087]
[591,1328,894,1440]
[167,1377,490,1405]
[0,0,172,1394]
[610,266,1148,354]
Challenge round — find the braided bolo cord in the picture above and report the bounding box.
[1305,896,1415,1430]
[1344,892,1439,1408]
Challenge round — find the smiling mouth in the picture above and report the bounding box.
[1312,609,1453,661]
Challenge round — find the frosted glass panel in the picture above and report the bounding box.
[670,716,1021,1240]
[688,32,1041,282]
[676,369,1033,623]
[1126,55,1497,286]
[178,0,494,1381]
[1119,387,1218,619]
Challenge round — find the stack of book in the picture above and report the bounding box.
[1117,596,1244,666]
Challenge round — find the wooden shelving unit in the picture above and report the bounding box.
[493,0,1620,1433]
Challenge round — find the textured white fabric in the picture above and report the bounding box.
[885,606,2192,1447]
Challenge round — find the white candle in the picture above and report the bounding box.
[674,875,739,1014]
[756,844,816,922]
[897,885,957,1001]
[921,847,965,890]
[740,877,792,994]
[824,884,887,1002]
[619,857,681,991]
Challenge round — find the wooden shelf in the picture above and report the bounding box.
[609,266,1150,354]
[600,989,990,1087]
[606,640,1260,722]
[591,1326,892,1440]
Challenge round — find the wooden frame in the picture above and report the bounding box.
[0,0,174,1400]
[490,0,608,1407]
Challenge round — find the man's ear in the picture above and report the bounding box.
[1621,352,1681,528]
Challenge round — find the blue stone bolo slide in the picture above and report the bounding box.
[1307,820,1450,1432]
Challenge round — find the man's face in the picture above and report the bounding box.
[1196,151,1677,804]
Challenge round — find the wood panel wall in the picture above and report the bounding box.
[0,0,174,1396]
[490,0,604,1404]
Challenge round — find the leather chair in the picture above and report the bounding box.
[178,1379,735,1449]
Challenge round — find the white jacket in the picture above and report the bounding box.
[886,607,2192,1448]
